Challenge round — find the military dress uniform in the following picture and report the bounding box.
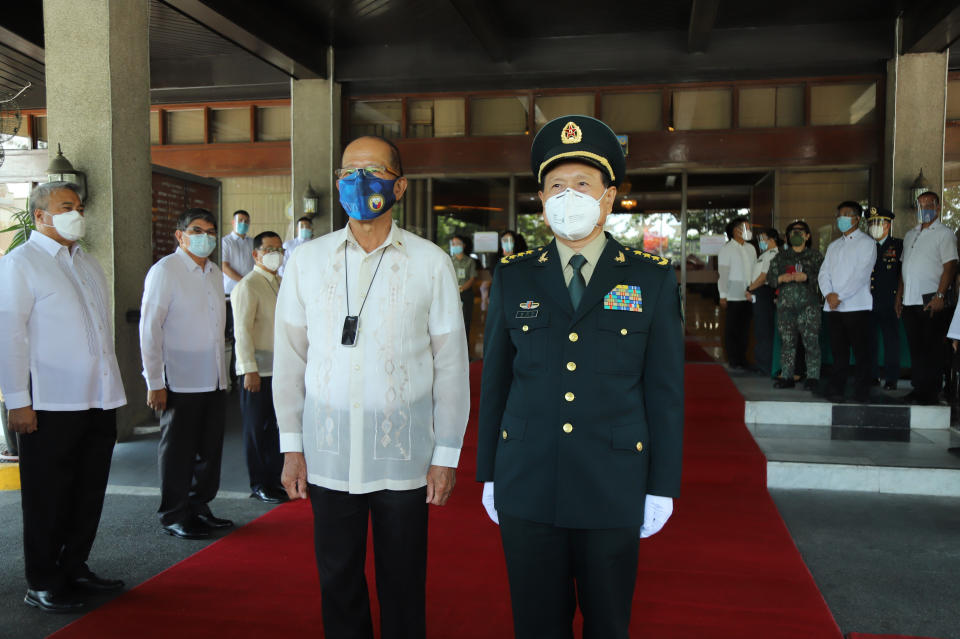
[767,245,824,382]
[867,208,903,388]
[477,115,684,639]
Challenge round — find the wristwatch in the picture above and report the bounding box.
[936,292,945,299]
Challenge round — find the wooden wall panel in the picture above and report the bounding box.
[150,142,291,177]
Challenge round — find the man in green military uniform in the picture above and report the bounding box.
[767,220,824,390]
[476,115,684,639]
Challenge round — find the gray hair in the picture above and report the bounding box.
[29,181,82,215]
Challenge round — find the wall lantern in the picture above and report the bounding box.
[303,182,320,214]
[910,169,931,208]
[46,143,86,200]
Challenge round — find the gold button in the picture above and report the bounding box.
[563,423,573,433]
[620,328,628,336]
[636,442,643,452]
[502,430,508,440]
[568,332,579,342]
[522,325,529,332]
[566,361,577,371]
[564,392,575,402]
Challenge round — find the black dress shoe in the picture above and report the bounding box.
[883,382,898,391]
[71,570,125,592]
[162,519,211,540]
[803,378,820,392]
[24,589,86,613]
[252,486,284,504]
[196,513,234,529]
[773,378,795,389]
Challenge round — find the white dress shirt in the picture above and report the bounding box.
[273,221,470,494]
[752,246,779,282]
[818,229,876,312]
[140,248,227,393]
[231,266,279,377]
[0,232,126,411]
[902,220,959,306]
[280,236,310,277]
[221,231,254,295]
[717,239,757,301]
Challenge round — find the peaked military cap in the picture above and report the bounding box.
[866,205,895,221]
[531,115,626,186]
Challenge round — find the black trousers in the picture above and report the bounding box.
[460,289,474,337]
[724,300,753,367]
[157,390,225,526]
[827,310,872,396]
[238,375,282,492]
[18,409,116,591]
[308,484,429,639]
[903,304,952,399]
[870,308,901,385]
[752,287,776,376]
[499,513,639,639]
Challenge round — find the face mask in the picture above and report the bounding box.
[185,233,216,258]
[918,208,937,224]
[261,251,283,272]
[298,227,312,241]
[868,223,887,241]
[740,225,753,242]
[544,188,608,241]
[789,232,805,247]
[450,244,463,256]
[837,216,854,233]
[236,221,249,235]
[44,210,85,241]
[338,173,397,220]
[501,239,514,253]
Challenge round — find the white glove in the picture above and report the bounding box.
[639,495,673,539]
[481,481,499,524]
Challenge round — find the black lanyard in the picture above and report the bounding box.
[341,242,386,346]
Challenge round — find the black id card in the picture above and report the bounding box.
[341,315,359,346]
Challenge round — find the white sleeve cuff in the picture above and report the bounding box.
[145,375,165,392]
[3,391,32,410]
[279,432,303,453]
[430,445,461,468]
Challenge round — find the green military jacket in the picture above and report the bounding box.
[766,246,824,309]
[476,234,684,529]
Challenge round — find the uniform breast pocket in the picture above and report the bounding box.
[595,311,650,375]
[507,311,551,371]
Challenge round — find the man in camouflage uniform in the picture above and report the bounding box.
[767,220,824,390]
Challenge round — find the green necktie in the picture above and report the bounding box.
[568,254,587,309]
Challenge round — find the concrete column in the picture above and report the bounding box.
[291,48,342,236]
[44,0,152,440]
[884,51,948,237]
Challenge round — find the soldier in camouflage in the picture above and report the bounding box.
[766,220,824,390]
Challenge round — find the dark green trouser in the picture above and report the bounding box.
[777,304,821,379]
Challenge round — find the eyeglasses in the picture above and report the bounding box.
[334,166,400,179]
[258,247,283,254]
[183,226,217,237]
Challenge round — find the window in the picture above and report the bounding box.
[601,93,662,132]
[350,100,401,139]
[166,109,204,144]
[470,96,529,136]
[809,82,877,125]
[149,111,160,145]
[672,89,732,130]
[211,108,249,143]
[534,95,595,129]
[408,98,465,138]
[739,86,803,128]
[947,80,960,120]
[256,106,290,141]
[33,115,48,149]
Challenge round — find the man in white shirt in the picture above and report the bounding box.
[140,208,232,540]
[898,191,959,405]
[221,209,254,295]
[280,215,313,277]
[0,182,126,612]
[717,216,758,369]
[274,136,469,639]
[818,201,877,403]
[232,231,287,503]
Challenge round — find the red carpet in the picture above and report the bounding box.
[684,337,716,362]
[51,360,844,638]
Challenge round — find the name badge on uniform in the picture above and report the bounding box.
[604,284,642,312]
[516,300,540,319]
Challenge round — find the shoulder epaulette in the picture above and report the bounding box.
[500,246,546,265]
[617,244,671,268]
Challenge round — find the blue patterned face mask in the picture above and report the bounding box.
[918,208,937,224]
[338,173,397,221]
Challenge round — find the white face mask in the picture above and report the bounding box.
[740,225,753,242]
[261,251,283,272]
[544,188,608,242]
[44,209,86,241]
[868,223,887,241]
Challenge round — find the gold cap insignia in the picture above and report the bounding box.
[561,121,582,144]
